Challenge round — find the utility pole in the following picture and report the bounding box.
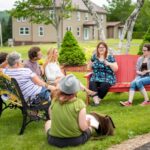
[0,22,3,47]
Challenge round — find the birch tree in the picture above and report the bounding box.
[11,0,72,48]
[118,0,144,54]
[82,0,106,41]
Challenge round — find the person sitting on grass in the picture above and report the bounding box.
[2,52,56,105]
[120,44,150,106]
[45,74,95,148]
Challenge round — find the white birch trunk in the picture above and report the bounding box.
[82,0,106,41]
[118,0,144,54]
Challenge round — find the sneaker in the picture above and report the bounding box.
[120,101,132,107]
[140,101,150,106]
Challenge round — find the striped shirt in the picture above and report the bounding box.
[3,68,42,101]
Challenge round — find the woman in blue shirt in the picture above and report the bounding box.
[88,42,118,106]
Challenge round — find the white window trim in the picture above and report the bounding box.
[77,27,80,37]
[38,26,44,36]
[49,10,55,20]
[17,17,27,22]
[17,18,21,22]
[85,13,89,21]
[66,26,72,31]
[77,12,80,21]
[19,27,30,35]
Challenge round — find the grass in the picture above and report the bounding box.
[0,39,142,61]
[1,39,150,150]
[1,72,150,150]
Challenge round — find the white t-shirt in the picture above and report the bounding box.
[45,62,64,83]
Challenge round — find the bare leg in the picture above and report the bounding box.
[128,90,135,103]
[45,120,51,134]
[80,82,97,96]
[140,88,149,101]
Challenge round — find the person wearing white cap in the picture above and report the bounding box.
[45,74,94,147]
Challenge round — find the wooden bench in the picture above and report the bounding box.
[0,72,50,134]
[84,55,150,104]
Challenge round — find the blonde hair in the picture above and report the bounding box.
[43,48,58,72]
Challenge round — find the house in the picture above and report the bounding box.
[12,0,107,45]
[107,21,124,39]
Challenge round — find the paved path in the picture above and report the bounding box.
[135,142,150,150]
[107,133,150,150]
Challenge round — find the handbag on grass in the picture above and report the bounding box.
[89,112,115,136]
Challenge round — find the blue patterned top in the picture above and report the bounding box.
[90,54,116,85]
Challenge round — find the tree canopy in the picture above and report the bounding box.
[104,0,135,23]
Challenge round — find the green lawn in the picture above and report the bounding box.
[0,39,142,61]
[1,39,150,150]
[1,72,150,150]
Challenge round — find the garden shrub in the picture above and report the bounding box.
[138,26,150,55]
[58,31,86,66]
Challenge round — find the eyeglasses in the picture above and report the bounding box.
[98,47,105,49]
[142,49,148,52]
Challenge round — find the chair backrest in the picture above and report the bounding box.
[115,55,139,83]
[0,72,24,106]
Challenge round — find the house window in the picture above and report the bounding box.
[66,26,72,31]
[77,12,80,21]
[100,15,104,21]
[19,27,29,35]
[49,10,55,20]
[84,28,90,40]
[77,27,80,37]
[22,17,27,22]
[85,13,89,21]
[38,26,44,36]
[17,17,27,22]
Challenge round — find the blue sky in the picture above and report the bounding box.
[0,0,108,11]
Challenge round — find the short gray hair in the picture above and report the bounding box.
[7,52,21,67]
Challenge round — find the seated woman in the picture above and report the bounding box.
[88,42,118,106]
[45,74,93,147]
[43,48,64,85]
[2,52,56,105]
[120,44,150,106]
[43,48,96,96]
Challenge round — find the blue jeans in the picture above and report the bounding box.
[130,76,150,91]
[38,87,51,102]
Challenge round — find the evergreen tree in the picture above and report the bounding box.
[59,31,86,66]
[138,26,150,55]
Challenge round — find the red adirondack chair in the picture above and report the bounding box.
[84,55,150,104]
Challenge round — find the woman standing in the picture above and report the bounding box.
[120,44,150,106]
[88,42,118,106]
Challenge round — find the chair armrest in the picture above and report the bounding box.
[84,72,93,79]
